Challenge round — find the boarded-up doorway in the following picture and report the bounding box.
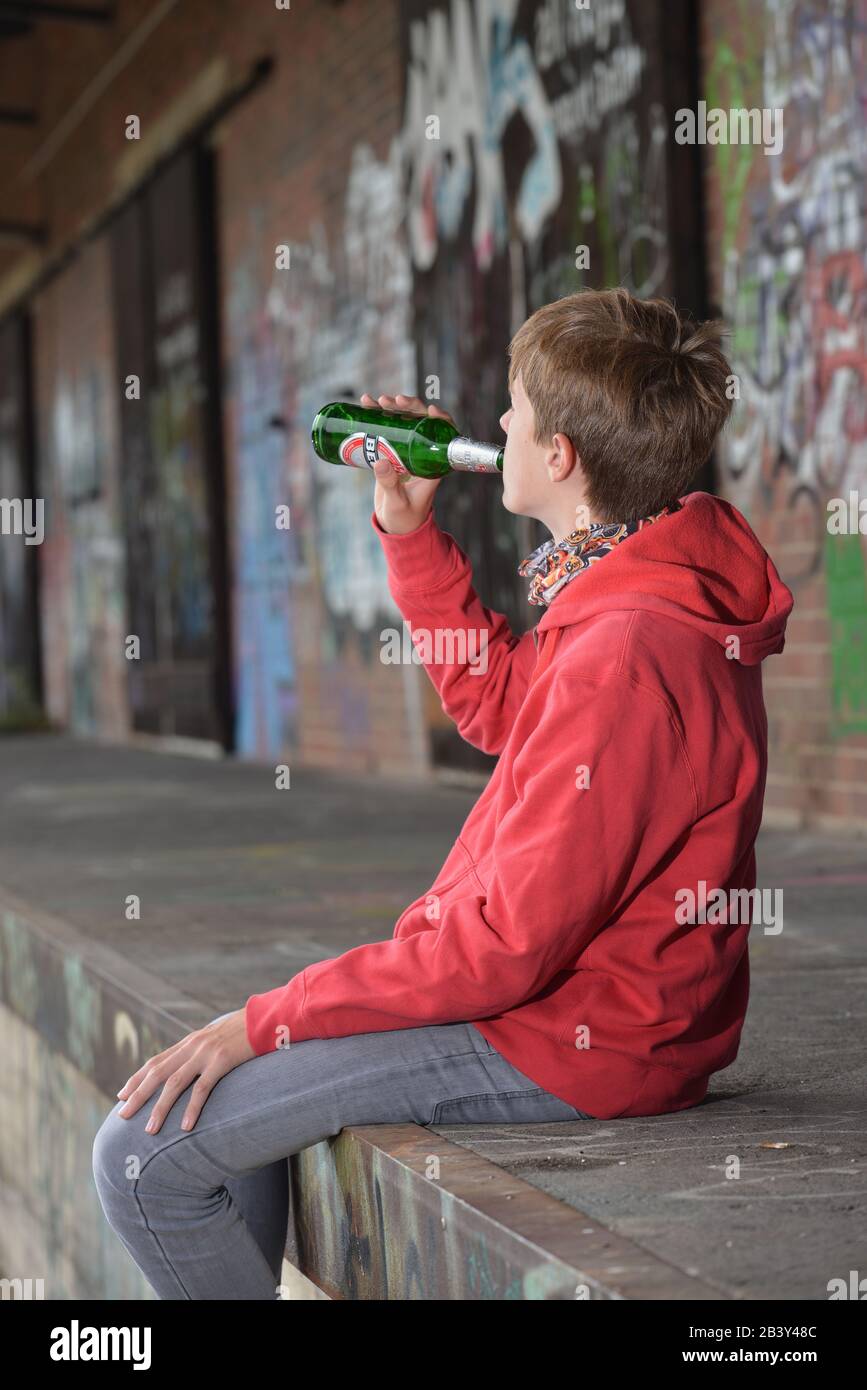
[0,310,41,723]
[111,145,231,746]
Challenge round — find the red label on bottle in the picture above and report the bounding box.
[339,432,409,474]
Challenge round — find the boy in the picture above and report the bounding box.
[246,287,794,1122]
[96,289,793,1300]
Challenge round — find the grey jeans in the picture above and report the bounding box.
[92,1012,589,1300]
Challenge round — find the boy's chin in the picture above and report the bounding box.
[502,490,534,519]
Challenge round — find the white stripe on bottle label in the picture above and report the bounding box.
[339,431,409,474]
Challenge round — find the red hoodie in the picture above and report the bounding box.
[245,491,794,1120]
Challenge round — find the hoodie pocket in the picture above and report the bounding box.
[428,836,475,897]
[398,839,477,935]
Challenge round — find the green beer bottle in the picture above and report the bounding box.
[311,401,504,477]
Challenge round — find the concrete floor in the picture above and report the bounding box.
[0,732,864,1300]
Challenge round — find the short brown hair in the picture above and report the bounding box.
[507,288,733,521]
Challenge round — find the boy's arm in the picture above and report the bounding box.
[372,507,537,756]
[245,671,698,1054]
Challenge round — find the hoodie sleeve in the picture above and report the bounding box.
[369,508,537,756]
[244,670,699,1055]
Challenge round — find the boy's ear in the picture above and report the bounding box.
[547,432,580,482]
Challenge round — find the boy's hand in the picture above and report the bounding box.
[360,392,457,536]
[114,1009,255,1135]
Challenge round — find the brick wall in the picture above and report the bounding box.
[210,0,701,776]
[3,0,865,824]
[701,0,867,830]
[10,0,696,781]
[213,0,428,775]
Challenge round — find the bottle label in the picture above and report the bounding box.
[447,438,502,472]
[339,432,409,474]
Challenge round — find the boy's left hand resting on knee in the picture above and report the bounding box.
[115,1009,255,1134]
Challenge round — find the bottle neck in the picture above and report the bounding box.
[447,437,504,473]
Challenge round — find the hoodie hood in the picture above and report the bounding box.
[534,491,794,666]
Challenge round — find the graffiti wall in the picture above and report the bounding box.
[0,1004,154,1301]
[395,0,703,768]
[10,0,863,820]
[704,0,867,823]
[0,894,214,1299]
[33,239,129,740]
[218,1,427,774]
[218,0,700,773]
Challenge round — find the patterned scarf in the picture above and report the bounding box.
[518,502,680,607]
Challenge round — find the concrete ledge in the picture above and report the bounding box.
[2,737,864,1301]
[289,1124,722,1300]
[1,885,709,1300]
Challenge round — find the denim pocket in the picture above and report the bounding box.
[430,1087,582,1126]
[465,1022,498,1056]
